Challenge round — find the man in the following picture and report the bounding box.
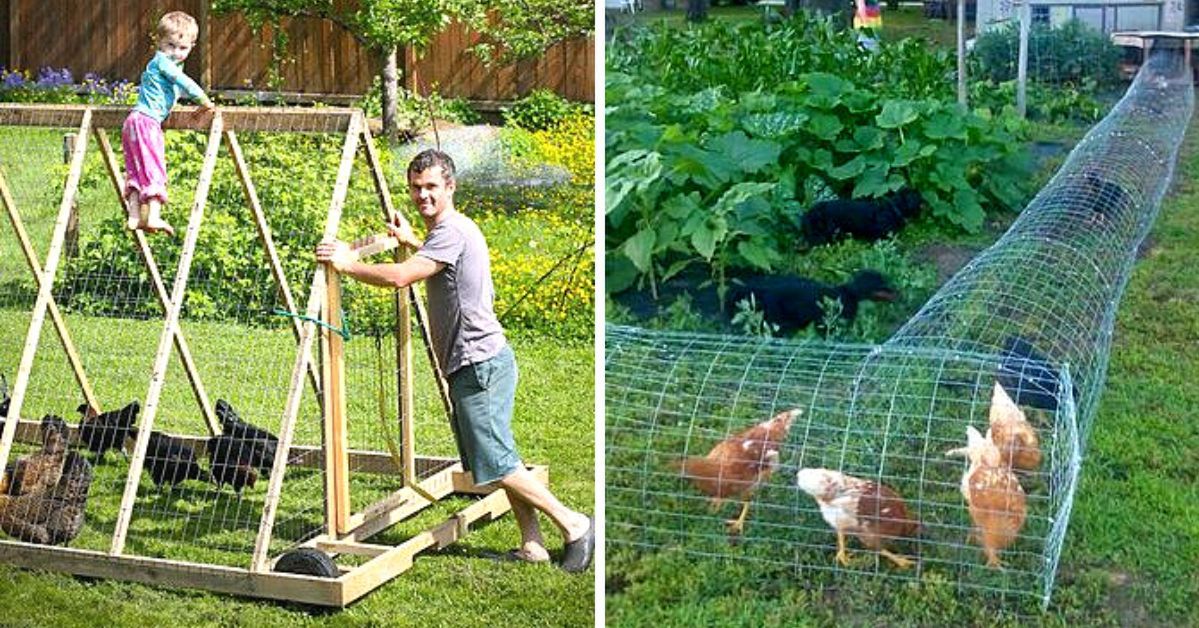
[315,149,594,572]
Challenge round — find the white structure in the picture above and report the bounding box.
[976,0,1186,33]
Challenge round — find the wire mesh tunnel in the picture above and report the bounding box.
[605,48,1192,610]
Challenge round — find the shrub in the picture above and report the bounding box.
[504,89,585,131]
[970,20,1121,87]
[0,67,137,105]
[356,76,483,131]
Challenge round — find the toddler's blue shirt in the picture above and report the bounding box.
[133,51,207,123]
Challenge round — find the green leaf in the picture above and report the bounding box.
[663,144,736,189]
[853,127,885,150]
[737,239,781,271]
[852,164,891,198]
[605,254,638,294]
[922,110,967,140]
[876,100,920,129]
[892,139,924,167]
[803,72,850,109]
[623,228,657,273]
[691,217,727,260]
[807,113,844,141]
[741,111,810,138]
[713,182,776,214]
[662,192,702,220]
[708,131,782,174]
[828,155,867,180]
[952,188,985,233]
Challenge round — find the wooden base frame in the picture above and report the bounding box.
[0,456,549,607]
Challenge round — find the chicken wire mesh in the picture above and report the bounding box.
[605,49,1190,610]
[0,105,457,570]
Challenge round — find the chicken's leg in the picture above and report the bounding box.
[879,548,914,569]
[835,529,851,566]
[726,499,751,536]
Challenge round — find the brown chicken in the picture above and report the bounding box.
[988,382,1041,471]
[796,468,920,568]
[947,426,1028,568]
[673,408,800,536]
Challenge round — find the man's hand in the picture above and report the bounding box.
[388,217,423,250]
[315,239,357,272]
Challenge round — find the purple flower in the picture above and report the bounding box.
[35,67,73,88]
[2,71,25,89]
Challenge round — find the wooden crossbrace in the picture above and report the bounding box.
[111,112,225,555]
[91,128,220,435]
[0,171,100,413]
[0,108,92,483]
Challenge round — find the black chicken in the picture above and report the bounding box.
[144,431,210,491]
[726,270,899,335]
[207,433,260,495]
[215,399,278,477]
[77,401,140,461]
[996,336,1080,411]
[1,373,10,418]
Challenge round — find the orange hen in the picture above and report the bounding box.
[947,426,1028,568]
[674,408,800,535]
[988,382,1041,471]
[796,468,920,568]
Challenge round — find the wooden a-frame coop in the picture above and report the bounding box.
[0,103,546,606]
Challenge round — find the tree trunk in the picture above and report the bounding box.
[381,46,400,142]
[686,0,708,22]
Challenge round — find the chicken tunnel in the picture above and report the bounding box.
[605,46,1192,611]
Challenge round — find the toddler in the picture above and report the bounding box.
[122,11,214,235]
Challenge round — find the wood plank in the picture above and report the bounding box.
[322,267,350,535]
[251,112,361,571]
[92,128,219,436]
[0,541,343,607]
[314,540,389,557]
[111,112,225,556]
[0,104,357,133]
[224,129,323,405]
[341,464,460,542]
[0,108,91,486]
[0,171,100,412]
[339,488,511,604]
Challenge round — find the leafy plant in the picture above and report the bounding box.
[970,20,1121,87]
[504,89,586,131]
[730,294,779,337]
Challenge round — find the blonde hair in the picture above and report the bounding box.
[157,11,199,45]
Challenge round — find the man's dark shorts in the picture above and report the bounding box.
[447,345,520,485]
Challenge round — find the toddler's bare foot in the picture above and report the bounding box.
[141,218,175,236]
[125,198,142,231]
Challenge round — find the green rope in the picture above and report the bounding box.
[272,308,352,341]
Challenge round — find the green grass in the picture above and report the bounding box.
[605,102,1199,626]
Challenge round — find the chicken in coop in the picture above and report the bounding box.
[76,400,140,461]
[144,431,211,491]
[988,382,1041,471]
[215,399,278,477]
[207,433,260,496]
[673,408,800,536]
[946,426,1027,568]
[795,468,920,569]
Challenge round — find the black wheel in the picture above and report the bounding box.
[273,548,339,578]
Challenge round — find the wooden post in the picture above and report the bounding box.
[251,113,362,571]
[63,133,80,259]
[0,109,91,482]
[224,130,323,405]
[111,112,224,556]
[0,173,100,413]
[92,127,219,436]
[321,269,350,536]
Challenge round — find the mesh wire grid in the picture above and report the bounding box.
[0,105,458,570]
[605,48,1190,610]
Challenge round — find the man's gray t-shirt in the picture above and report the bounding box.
[417,210,507,376]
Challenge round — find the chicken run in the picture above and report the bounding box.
[0,105,539,605]
[606,49,1192,610]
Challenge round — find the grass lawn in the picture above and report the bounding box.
[605,98,1199,625]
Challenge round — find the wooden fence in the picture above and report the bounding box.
[2,0,594,102]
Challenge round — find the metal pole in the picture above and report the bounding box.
[1017,0,1031,118]
[957,0,967,106]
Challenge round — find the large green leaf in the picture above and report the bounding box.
[708,131,782,174]
[714,181,777,214]
[876,100,920,129]
[663,144,736,189]
[737,239,781,271]
[622,228,657,273]
[852,164,891,198]
[741,111,810,138]
[808,113,844,141]
[922,110,967,140]
[605,253,639,294]
[691,216,728,260]
[828,155,867,180]
[803,72,850,109]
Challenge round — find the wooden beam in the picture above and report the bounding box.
[0,541,343,607]
[252,112,362,572]
[322,268,350,536]
[0,104,357,133]
[339,488,512,605]
[111,112,225,556]
[314,540,390,557]
[0,172,100,412]
[0,108,92,484]
[223,129,323,405]
[92,128,219,436]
